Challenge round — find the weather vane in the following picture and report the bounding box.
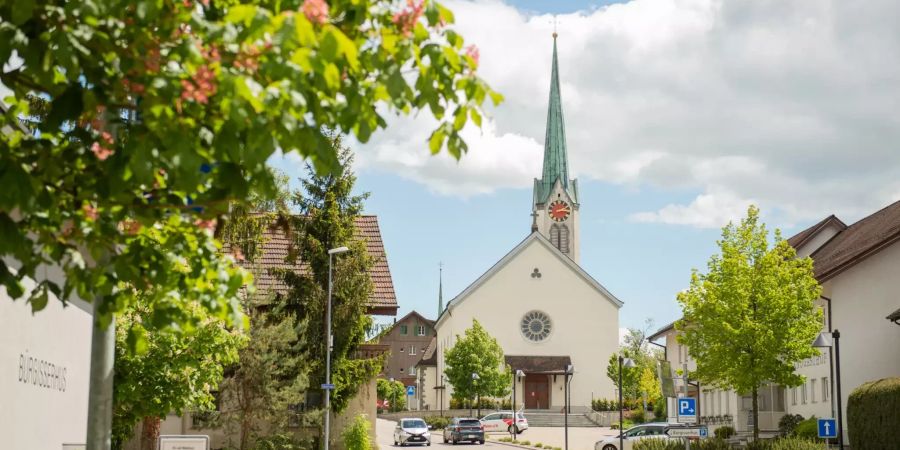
[551,16,559,38]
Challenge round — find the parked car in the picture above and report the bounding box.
[480,411,529,433]
[394,418,431,446]
[442,417,485,445]
[594,422,693,450]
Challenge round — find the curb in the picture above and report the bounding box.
[487,439,538,450]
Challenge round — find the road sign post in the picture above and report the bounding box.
[676,397,697,424]
[665,427,708,438]
[818,418,838,439]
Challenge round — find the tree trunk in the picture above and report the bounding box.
[751,386,759,441]
[141,416,161,450]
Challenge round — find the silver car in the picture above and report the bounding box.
[594,422,688,450]
[394,418,432,446]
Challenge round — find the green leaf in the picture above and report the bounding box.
[29,286,49,313]
[323,64,341,90]
[428,127,445,154]
[12,0,35,25]
[44,84,84,132]
[225,4,258,26]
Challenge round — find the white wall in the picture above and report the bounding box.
[436,237,619,410]
[0,265,93,449]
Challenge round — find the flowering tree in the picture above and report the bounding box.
[0,0,498,448]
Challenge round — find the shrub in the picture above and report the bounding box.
[794,417,819,440]
[714,426,735,439]
[342,414,374,450]
[253,434,307,450]
[535,443,543,448]
[424,416,450,430]
[653,398,666,420]
[778,414,805,436]
[629,410,646,424]
[745,439,771,450]
[520,440,531,446]
[848,377,900,450]
[769,437,827,450]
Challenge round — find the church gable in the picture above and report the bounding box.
[437,233,622,328]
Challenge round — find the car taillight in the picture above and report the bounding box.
[480,425,485,431]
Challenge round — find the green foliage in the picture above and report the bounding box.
[848,377,900,450]
[714,425,736,439]
[0,0,498,339]
[252,434,309,450]
[444,319,511,402]
[281,143,382,413]
[847,377,900,450]
[676,205,823,439]
[793,417,818,440]
[628,410,646,424]
[633,439,732,450]
[111,301,245,448]
[342,414,375,450]
[607,352,641,400]
[653,396,666,420]
[424,416,450,430]
[778,414,804,436]
[769,437,827,450]
[377,379,407,412]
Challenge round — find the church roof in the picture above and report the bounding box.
[505,355,572,374]
[534,36,578,205]
[435,231,623,327]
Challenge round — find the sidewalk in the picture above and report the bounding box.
[488,427,618,450]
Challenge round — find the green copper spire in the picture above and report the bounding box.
[534,34,578,205]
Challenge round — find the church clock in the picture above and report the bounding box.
[548,200,571,222]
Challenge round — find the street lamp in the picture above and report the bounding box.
[324,246,350,450]
[471,373,481,417]
[814,330,844,450]
[564,364,574,450]
[512,369,525,439]
[618,356,636,450]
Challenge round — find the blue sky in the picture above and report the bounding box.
[274,0,900,334]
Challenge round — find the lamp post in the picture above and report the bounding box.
[324,246,350,450]
[564,364,574,450]
[439,374,445,417]
[814,330,843,450]
[472,372,481,417]
[618,356,635,450]
[511,369,525,439]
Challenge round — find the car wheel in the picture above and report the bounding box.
[479,440,485,445]
[508,425,518,434]
[603,445,617,450]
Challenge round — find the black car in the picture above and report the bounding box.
[442,417,485,445]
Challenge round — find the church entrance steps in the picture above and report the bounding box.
[522,412,599,428]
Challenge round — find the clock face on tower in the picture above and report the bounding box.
[548,200,571,222]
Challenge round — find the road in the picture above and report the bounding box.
[376,418,508,449]
[375,419,616,450]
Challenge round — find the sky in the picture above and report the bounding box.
[271,0,900,334]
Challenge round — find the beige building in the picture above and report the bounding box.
[649,200,900,444]
[424,37,623,413]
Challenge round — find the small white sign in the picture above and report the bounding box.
[62,445,86,450]
[666,427,706,438]
[159,435,210,450]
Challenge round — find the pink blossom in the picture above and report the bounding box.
[302,0,329,25]
[91,141,114,161]
[194,218,217,231]
[464,45,480,67]
[83,204,99,221]
[392,0,425,36]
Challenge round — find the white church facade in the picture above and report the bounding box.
[425,36,622,412]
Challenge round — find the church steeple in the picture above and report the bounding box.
[532,34,580,263]
[437,262,443,316]
[534,34,578,206]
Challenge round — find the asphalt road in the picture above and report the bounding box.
[376,419,508,449]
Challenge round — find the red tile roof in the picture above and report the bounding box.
[233,215,397,315]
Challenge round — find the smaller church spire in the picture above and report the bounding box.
[438,262,443,316]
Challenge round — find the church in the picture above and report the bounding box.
[423,36,622,412]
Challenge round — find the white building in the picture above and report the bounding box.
[426,36,622,412]
[649,200,900,444]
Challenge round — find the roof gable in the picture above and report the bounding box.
[809,199,900,281]
[390,310,435,330]
[232,215,398,315]
[787,215,848,251]
[436,232,622,327]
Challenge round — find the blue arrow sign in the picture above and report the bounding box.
[818,418,837,438]
[676,398,697,423]
[406,385,416,396]
[321,383,335,390]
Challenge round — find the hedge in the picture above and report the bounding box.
[848,377,900,450]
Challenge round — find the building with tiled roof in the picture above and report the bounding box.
[237,214,398,316]
[648,199,900,444]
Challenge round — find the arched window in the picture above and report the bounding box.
[559,225,569,253]
[550,224,561,249]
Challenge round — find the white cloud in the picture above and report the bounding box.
[350,0,900,226]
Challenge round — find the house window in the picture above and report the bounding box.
[801,383,808,404]
[409,366,415,375]
[417,325,426,336]
[791,387,797,406]
[823,377,829,401]
[725,392,730,413]
[410,347,416,356]
[400,325,408,335]
[811,379,817,403]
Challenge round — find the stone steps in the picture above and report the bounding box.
[524,412,599,428]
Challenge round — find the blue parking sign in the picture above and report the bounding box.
[818,418,837,439]
[676,397,697,423]
[406,385,416,396]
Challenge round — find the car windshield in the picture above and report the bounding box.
[460,420,481,427]
[402,420,426,429]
